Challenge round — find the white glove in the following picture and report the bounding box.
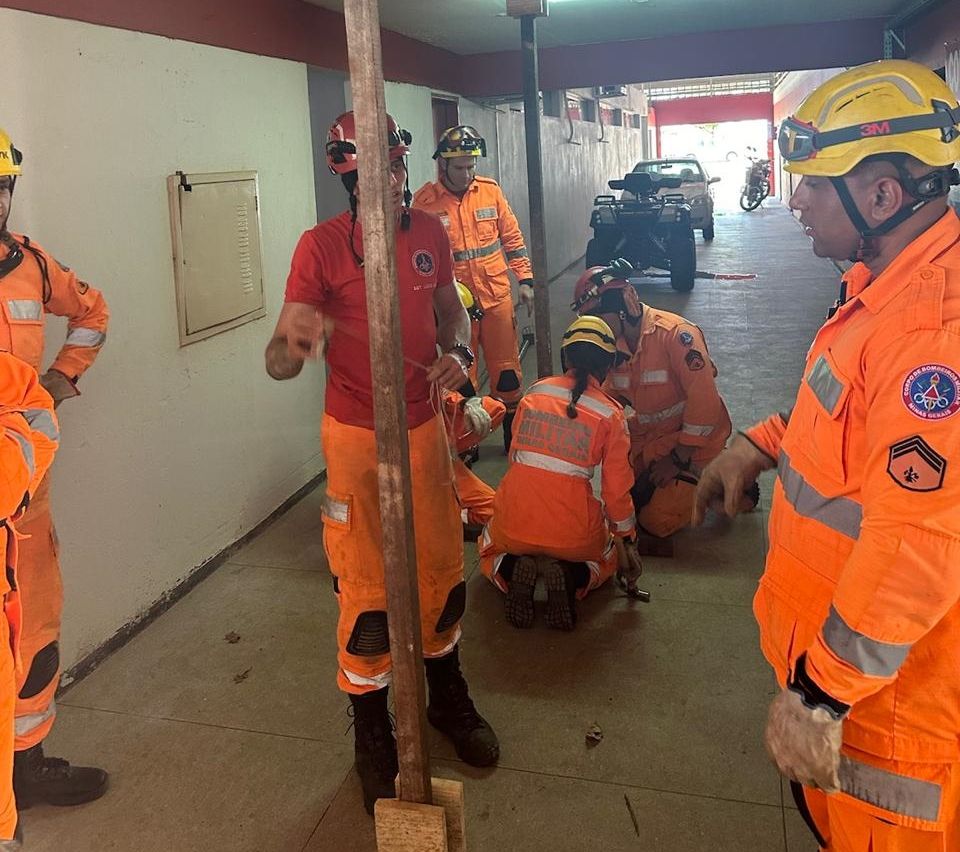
[764,687,843,792]
[462,396,492,441]
[518,282,535,316]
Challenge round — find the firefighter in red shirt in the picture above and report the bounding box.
[265,112,498,815]
[0,128,109,807]
[413,126,534,451]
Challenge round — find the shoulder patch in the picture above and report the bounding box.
[902,364,960,420]
[684,349,705,371]
[412,249,435,278]
[678,330,695,347]
[887,436,946,492]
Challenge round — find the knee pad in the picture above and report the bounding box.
[495,370,521,393]
[435,581,466,633]
[19,641,59,700]
[346,611,390,656]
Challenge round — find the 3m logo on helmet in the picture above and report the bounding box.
[860,121,892,137]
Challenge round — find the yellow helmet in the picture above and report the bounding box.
[433,125,487,160]
[0,128,22,178]
[779,60,960,176]
[561,316,617,354]
[455,281,484,321]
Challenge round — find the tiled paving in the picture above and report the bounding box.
[27,198,840,851]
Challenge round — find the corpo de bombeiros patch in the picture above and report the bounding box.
[902,364,960,420]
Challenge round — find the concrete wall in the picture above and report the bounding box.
[494,110,646,278]
[1,8,324,669]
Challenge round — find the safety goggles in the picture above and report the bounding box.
[439,127,486,158]
[779,101,960,162]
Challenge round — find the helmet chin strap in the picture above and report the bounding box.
[829,158,960,247]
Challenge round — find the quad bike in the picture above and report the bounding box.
[585,171,697,292]
[739,157,771,211]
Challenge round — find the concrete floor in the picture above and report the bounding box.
[25,199,841,851]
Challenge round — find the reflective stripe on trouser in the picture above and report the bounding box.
[14,476,62,750]
[0,608,17,840]
[636,476,698,538]
[321,414,464,695]
[799,754,960,849]
[454,458,495,528]
[478,523,617,599]
[470,298,523,408]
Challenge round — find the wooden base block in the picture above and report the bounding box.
[375,799,448,852]
[376,778,466,852]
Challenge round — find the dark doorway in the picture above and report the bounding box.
[432,97,460,146]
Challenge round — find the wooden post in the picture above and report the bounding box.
[342,0,432,807]
[519,13,554,378]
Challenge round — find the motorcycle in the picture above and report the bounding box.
[739,156,771,211]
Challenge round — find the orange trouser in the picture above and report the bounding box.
[0,612,16,841]
[479,527,618,600]
[470,299,522,410]
[635,476,698,539]
[14,476,62,750]
[799,756,960,851]
[454,459,495,528]
[320,414,464,695]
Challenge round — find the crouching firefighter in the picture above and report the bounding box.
[572,261,735,555]
[479,316,645,630]
[264,111,499,815]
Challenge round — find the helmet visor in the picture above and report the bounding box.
[779,103,960,163]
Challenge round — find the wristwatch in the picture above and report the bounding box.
[447,343,475,370]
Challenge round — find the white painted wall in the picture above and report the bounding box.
[0,9,324,668]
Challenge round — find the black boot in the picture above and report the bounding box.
[13,744,108,808]
[349,688,398,816]
[504,555,537,629]
[425,647,499,767]
[502,411,516,454]
[540,558,578,631]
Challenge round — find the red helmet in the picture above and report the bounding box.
[570,259,635,314]
[325,111,412,176]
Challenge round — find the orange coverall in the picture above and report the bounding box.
[0,352,59,842]
[0,233,108,750]
[413,176,531,409]
[744,210,960,850]
[443,391,505,528]
[606,307,731,537]
[479,374,635,596]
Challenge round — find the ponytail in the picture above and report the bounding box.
[567,366,591,419]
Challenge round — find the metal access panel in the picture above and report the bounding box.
[168,170,266,346]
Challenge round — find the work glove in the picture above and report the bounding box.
[518,279,535,316]
[603,257,634,279]
[39,369,79,408]
[764,686,844,793]
[692,434,772,525]
[462,396,492,441]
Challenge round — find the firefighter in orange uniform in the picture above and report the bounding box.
[695,61,960,851]
[0,352,59,849]
[265,111,498,816]
[413,126,533,451]
[479,316,644,629]
[0,128,109,807]
[447,282,505,534]
[572,262,733,553]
